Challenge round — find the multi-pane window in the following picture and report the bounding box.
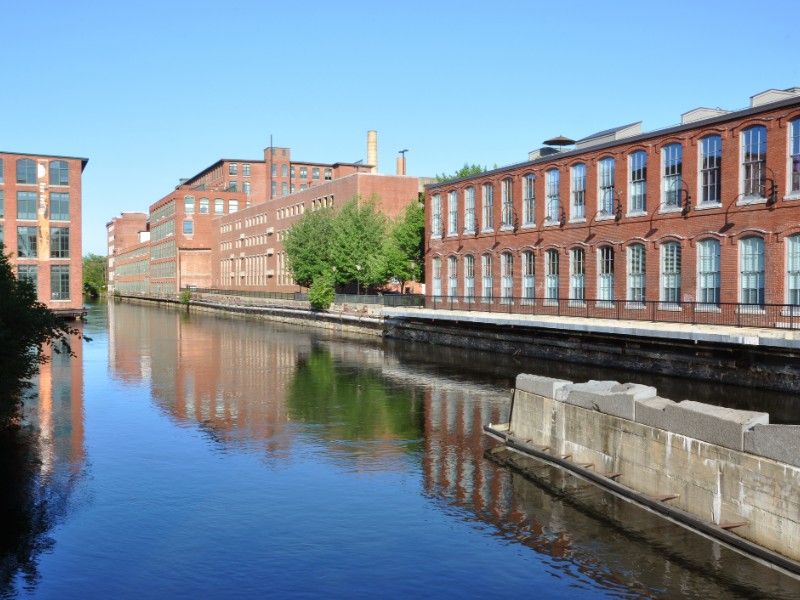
[571,164,586,219]
[464,255,475,299]
[0,190,4,218]
[199,198,209,214]
[790,118,800,194]
[501,178,513,227]
[17,226,37,258]
[627,244,646,303]
[431,194,442,235]
[17,159,36,184]
[214,199,224,215]
[50,227,70,258]
[243,163,251,177]
[51,265,70,300]
[697,239,721,305]
[629,151,647,212]
[243,182,251,195]
[742,126,767,198]
[522,252,535,300]
[50,192,70,220]
[448,190,458,235]
[300,167,308,179]
[482,183,494,229]
[660,242,682,304]
[49,160,69,185]
[183,220,193,234]
[184,196,195,214]
[282,164,288,177]
[700,135,722,203]
[17,191,37,220]
[545,169,560,222]
[271,164,277,176]
[523,174,535,225]
[271,181,277,197]
[662,144,683,208]
[432,258,442,297]
[229,163,238,175]
[481,254,493,300]
[325,168,332,181]
[787,235,800,305]
[230,200,239,213]
[0,158,4,184]
[312,168,320,180]
[464,187,476,232]
[598,157,615,215]
[448,256,458,298]
[281,182,288,196]
[545,250,559,301]
[229,181,238,192]
[570,248,585,302]
[598,246,614,302]
[18,265,37,293]
[501,253,513,301]
[740,237,765,305]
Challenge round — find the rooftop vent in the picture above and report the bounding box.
[576,122,642,150]
[681,107,731,124]
[751,88,800,108]
[528,147,561,161]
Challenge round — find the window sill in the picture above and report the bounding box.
[543,300,559,306]
[481,228,494,234]
[658,206,682,214]
[596,213,615,222]
[737,305,766,314]
[695,202,722,211]
[543,219,561,227]
[447,232,459,238]
[569,217,587,224]
[500,225,515,232]
[568,300,586,308]
[783,193,800,202]
[626,211,647,218]
[736,196,767,207]
[594,301,615,309]
[462,229,476,235]
[695,304,721,313]
[658,303,682,311]
[625,302,646,310]
[521,222,536,229]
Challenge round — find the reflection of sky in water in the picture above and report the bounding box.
[3,301,799,599]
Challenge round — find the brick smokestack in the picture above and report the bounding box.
[367,130,378,173]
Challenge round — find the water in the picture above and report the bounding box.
[2,300,799,599]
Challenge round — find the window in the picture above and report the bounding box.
[545,250,559,301]
[243,182,251,195]
[501,253,513,301]
[0,190,3,218]
[481,254,493,300]
[570,248,585,302]
[183,220,194,234]
[243,163,251,177]
[271,164,277,176]
[50,227,69,258]
[431,194,442,235]
[312,168,320,180]
[229,181,238,192]
[49,160,69,185]
[598,157,615,215]
[281,182,288,196]
[17,191,37,220]
[700,135,722,204]
[18,265,37,292]
[17,226,37,258]
[545,169,560,222]
[698,239,721,305]
[184,196,195,214]
[482,183,494,229]
[788,235,800,305]
[662,144,683,208]
[464,187,476,231]
[17,159,36,184]
[271,181,277,197]
[570,164,585,219]
[501,178,513,227]
[523,174,535,225]
[325,168,332,181]
[742,126,767,198]
[522,252,535,300]
[300,167,308,179]
[230,199,239,213]
[448,256,458,298]
[464,255,475,299]
[0,158,3,184]
[282,164,288,177]
[661,242,682,304]
[51,265,70,300]
[432,257,442,297]
[598,246,615,302]
[50,192,70,220]
[214,199,224,214]
[199,198,209,214]
[627,244,646,303]
[229,163,238,175]
[448,190,458,235]
[740,237,765,305]
[629,151,647,213]
[790,118,800,195]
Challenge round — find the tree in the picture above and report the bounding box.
[284,208,335,287]
[308,271,335,310]
[384,199,425,292]
[435,163,487,182]
[82,253,107,297]
[329,196,388,292]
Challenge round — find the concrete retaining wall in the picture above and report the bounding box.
[509,374,800,562]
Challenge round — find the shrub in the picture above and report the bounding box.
[308,272,335,310]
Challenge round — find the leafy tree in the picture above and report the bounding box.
[384,199,425,292]
[308,271,335,310]
[82,253,107,297]
[435,162,487,182]
[329,196,387,292]
[284,208,335,287]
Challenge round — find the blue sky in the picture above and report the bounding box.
[2,0,798,255]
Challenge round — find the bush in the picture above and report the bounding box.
[308,272,335,310]
[180,289,192,305]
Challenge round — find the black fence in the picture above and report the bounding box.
[189,287,425,308]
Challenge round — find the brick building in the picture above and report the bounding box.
[106,212,148,292]
[425,88,800,318]
[1,151,88,314]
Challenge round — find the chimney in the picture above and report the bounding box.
[367,130,378,173]
[396,156,406,175]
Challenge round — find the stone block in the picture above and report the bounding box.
[635,396,676,429]
[744,424,800,468]
[558,380,656,420]
[665,400,769,451]
[515,373,571,398]
[559,380,617,407]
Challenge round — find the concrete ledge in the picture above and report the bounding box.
[559,380,656,420]
[635,396,677,429]
[515,374,571,398]
[745,424,800,467]
[665,400,769,451]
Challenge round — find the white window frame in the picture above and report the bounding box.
[431,194,442,236]
[628,151,647,214]
[662,143,683,210]
[789,118,800,196]
[464,187,475,232]
[699,135,722,205]
[740,237,765,305]
[448,190,458,235]
[660,242,682,305]
[570,248,585,302]
[432,257,442,297]
[482,183,494,230]
[697,239,721,305]
[501,178,514,228]
[627,244,646,304]
[741,126,767,200]
[448,256,458,298]
[522,251,535,301]
[523,174,535,225]
[598,157,615,217]
[597,246,614,303]
[570,164,586,220]
[481,254,493,301]
[501,252,513,301]
[545,169,560,223]
[545,250,559,302]
[787,235,800,305]
[464,255,475,299]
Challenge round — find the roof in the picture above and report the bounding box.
[0,150,89,171]
[577,122,640,142]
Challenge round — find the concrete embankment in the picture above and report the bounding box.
[484,373,800,573]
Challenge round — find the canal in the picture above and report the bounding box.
[2,300,799,599]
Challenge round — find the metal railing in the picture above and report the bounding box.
[188,287,425,307]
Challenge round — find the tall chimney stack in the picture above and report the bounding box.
[367,130,378,173]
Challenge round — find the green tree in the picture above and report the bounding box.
[308,271,335,310]
[330,196,387,293]
[82,253,107,297]
[284,208,335,287]
[384,199,425,292]
[435,162,487,182]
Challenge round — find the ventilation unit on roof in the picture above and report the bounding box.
[750,88,800,108]
[681,107,731,124]
[576,122,642,150]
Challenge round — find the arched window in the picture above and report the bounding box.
[545,169,560,222]
[598,157,615,215]
[184,196,195,214]
[570,164,586,219]
[431,194,442,235]
[501,252,513,301]
[522,251,535,300]
[740,237,765,305]
[700,135,722,204]
[482,183,494,230]
[627,244,646,304]
[598,246,615,302]
[661,242,682,304]
[742,126,767,198]
[448,256,458,298]
[49,160,69,186]
[790,118,800,194]
[523,174,535,225]
[464,255,475,299]
[629,151,647,213]
[662,144,683,209]
[545,250,559,302]
[464,187,476,231]
[698,239,721,305]
[448,190,458,235]
[432,257,442,297]
[16,158,36,184]
[501,178,513,227]
[570,248,585,302]
[199,197,209,214]
[481,254,493,301]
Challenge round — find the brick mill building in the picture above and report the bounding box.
[425,88,800,321]
[1,151,88,315]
